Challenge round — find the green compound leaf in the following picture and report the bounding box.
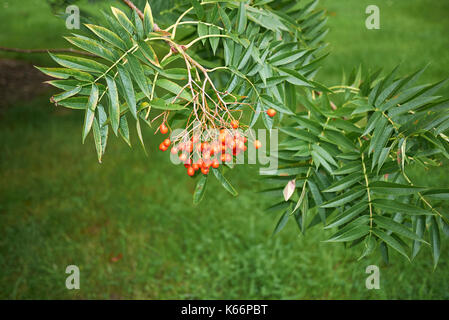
[212,168,238,197]
[193,174,208,206]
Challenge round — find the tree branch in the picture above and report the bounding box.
[0,46,97,57]
[121,0,144,20]
[121,0,161,31]
[0,0,152,58]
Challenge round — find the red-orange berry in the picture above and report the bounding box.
[267,108,277,117]
[201,142,210,151]
[183,158,192,168]
[230,119,239,129]
[192,163,200,171]
[201,167,209,175]
[192,135,200,143]
[202,159,211,169]
[179,153,187,162]
[170,146,178,154]
[163,138,171,147]
[254,140,262,149]
[187,166,195,176]
[159,123,168,134]
[213,144,221,155]
[185,141,193,153]
[212,159,219,169]
[159,143,168,151]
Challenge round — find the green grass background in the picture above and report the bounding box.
[1,0,449,299]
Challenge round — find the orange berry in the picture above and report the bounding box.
[202,142,210,151]
[254,140,262,149]
[159,123,168,134]
[213,144,221,155]
[179,153,187,162]
[183,158,192,168]
[163,138,171,147]
[202,159,212,169]
[192,163,200,171]
[224,136,233,147]
[192,135,200,143]
[185,141,193,153]
[159,143,168,151]
[267,108,277,117]
[231,119,239,129]
[212,159,219,169]
[201,167,209,175]
[170,146,178,154]
[187,166,195,176]
[220,154,226,162]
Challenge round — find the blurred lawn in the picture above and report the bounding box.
[1,0,449,299]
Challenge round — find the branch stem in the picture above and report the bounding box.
[0,46,96,57]
[358,138,373,231]
[121,0,144,20]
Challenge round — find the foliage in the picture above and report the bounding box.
[38,0,449,266]
[261,66,449,267]
[38,0,328,198]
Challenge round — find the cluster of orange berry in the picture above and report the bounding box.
[158,121,263,176]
